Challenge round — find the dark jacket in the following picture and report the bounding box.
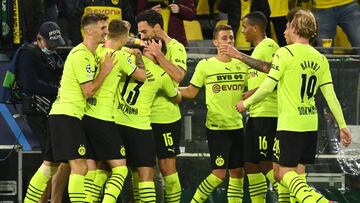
[16,43,63,102]
[137,0,196,47]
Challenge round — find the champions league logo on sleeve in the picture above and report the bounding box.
[86,64,94,78]
[86,64,92,73]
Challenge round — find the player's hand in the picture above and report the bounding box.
[101,52,117,75]
[144,39,163,58]
[340,127,352,147]
[218,44,241,59]
[236,100,246,113]
[242,88,257,100]
[151,4,162,13]
[169,3,180,13]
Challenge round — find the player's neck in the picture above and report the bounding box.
[83,38,99,54]
[216,54,231,63]
[253,35,266,47]
[105,39,123,50]
[157,31,172,44]
[292,35,310,45]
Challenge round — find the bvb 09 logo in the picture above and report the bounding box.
[212,84,221,93]
[78,145,86,156]
[215,155,225,167]
[120,146,126,156]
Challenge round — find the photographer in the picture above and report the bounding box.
[20,22,69,203]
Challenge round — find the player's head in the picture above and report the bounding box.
[284,9,317,44]
[213,25,235,47]
[81,13,109,44]
[136,9,164,40]
[107,19,131,45]
[242,11,267,43]
[143,37,167,63]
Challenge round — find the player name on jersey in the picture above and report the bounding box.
[300,60,320,72]
[118,102,138,115]
[298,105,317,115]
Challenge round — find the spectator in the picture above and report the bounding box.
[20,0,44,43]
[44,0,59,22]
[218,0,241,35]
[251,0,271,37]
[312,0,360,54]
[69,0,137,45]
[268,0,288,46]
[21,21,69,203]
[137,0,196,47]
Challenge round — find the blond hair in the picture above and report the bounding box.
[107,20,130,39]
[287,9,317,39]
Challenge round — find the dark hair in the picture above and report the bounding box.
[136,9,164,29]
[81,13,109,28]
[213,24,233,39]
[107,20,130,39]
[243,11,267,32]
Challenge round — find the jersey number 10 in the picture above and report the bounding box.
[300,74,317,103]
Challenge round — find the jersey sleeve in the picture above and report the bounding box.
[251,45,264,61]
[161,74,178,98]
[189,59,206,88]
[320,83,347,129]
[318,55,333,86]
[244,76,278,108]
[243,64,249,88]
[267,47,290,82]
[116,51,137,76]
[73,51,96,84]
[169,43,187,71]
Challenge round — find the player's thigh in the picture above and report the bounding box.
[49,115,88,162]
[151,120,181,159]
[83,115,126,161]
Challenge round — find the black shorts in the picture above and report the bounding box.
[118,124,156,168]
[26,114,53,161]
[276,131,318,167]
[83,115,126,161]
[244,117,277,163]
[49,115,89,161]
[151,120,181,159]
[207,128,244,169]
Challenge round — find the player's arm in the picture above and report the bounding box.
[145,40,186,83]
[219,44,271,73]
[320,83,352,146]
[179,85,200,99]
[162,75,182,104]
[131,51,147,82]
[81,52,117,98]
[242,88,258,100]
[172,90,182,104]
[237,77,277,112]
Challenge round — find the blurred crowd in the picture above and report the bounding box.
[1,0,360,54]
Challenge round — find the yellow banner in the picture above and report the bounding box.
[13,0,20,44]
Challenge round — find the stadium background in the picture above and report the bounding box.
[0,0,360,202]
